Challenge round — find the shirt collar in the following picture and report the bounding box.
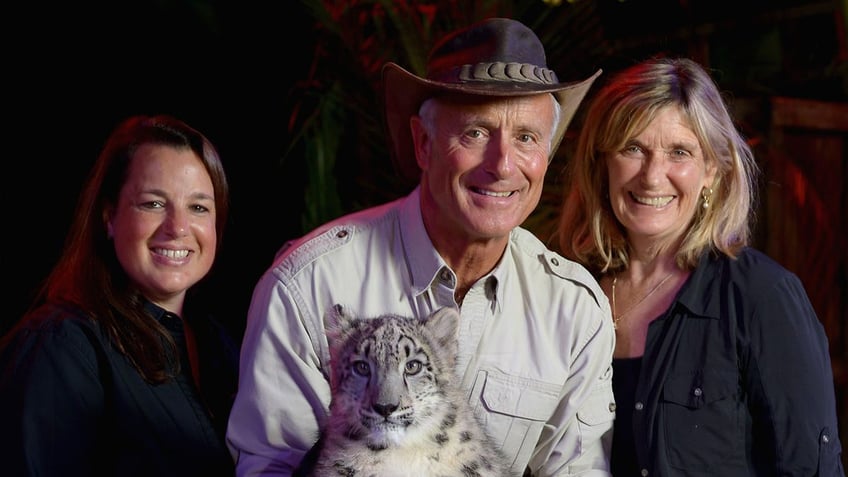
[675,250,723,320]
[142,299,183,329]
[143,299,167,319]
[488,245,508,312]
[399,186,446,297]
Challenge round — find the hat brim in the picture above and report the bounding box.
[382,63,602,185]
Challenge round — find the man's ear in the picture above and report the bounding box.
[410,115,431,171]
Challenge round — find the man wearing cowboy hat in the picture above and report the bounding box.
[227,17,615,476]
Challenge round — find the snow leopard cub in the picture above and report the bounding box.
[310,305,515,477]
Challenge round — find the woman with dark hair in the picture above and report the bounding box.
[557,58,843,476]
[0,115,238,477]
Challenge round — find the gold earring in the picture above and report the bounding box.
[701,187,713,209]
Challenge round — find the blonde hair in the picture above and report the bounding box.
[556,57,758,274]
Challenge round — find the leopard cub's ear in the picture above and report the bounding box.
[324,304,356,340]
[425,307,460,352]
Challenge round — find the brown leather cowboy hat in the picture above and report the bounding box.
[382,17,602,184]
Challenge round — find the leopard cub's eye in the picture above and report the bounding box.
[405,359,423,375]
[352,360,371,377]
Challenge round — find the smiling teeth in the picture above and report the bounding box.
[633,194,673,207]
[155,248,189,259]
[478,189,512,197]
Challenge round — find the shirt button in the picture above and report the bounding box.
[693,387,703,397]
[608,402,616,412]
[641,469,649,476]
[635,402,644,411]
[822,434,830,444]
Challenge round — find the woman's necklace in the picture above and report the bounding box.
[610,272,675,329]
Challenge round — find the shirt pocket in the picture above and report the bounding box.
[661,368,746,470]
[469,369,560,471]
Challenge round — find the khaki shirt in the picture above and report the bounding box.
[227,187,616,476]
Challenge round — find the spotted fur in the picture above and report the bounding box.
[309,306,515,477]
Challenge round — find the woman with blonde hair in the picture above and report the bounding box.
[557,57,843,476]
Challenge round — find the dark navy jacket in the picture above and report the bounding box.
[612,247,844,476]
[0,300,238,477]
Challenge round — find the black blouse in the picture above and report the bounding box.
[613,248,844,476]
[0,300,238,477]
[611,356,642,476]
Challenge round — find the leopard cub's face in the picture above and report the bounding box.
[326,309,456,450]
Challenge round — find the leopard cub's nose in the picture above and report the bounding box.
[372,403,398,417]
